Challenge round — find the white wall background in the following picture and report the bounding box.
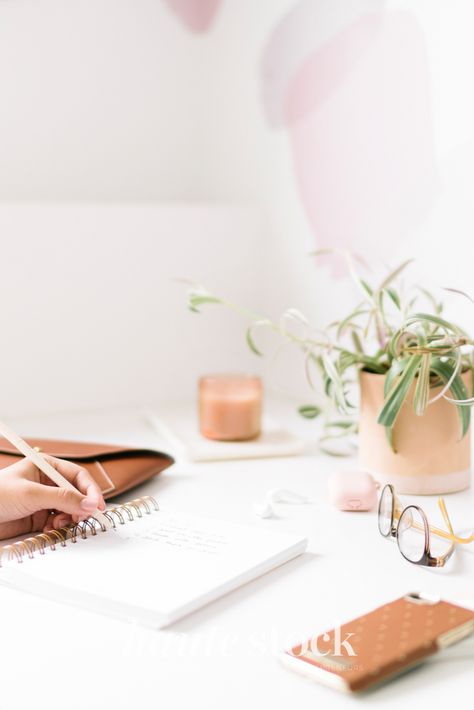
[0,0,473,414]
[0,204,269,415]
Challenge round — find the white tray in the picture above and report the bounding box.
[147,413,306,462]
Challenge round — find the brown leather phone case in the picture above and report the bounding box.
[283,594,474,693]
[0,437,174,500]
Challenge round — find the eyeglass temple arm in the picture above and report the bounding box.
[429,498,474,544]
[392,490,473,544]
[434,498,456,565]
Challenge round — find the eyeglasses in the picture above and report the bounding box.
[378,484,474,567]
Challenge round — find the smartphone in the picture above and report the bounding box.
[280,593,474,693]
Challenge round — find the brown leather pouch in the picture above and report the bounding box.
[0,437,174,500]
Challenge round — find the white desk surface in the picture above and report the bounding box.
[1,403,473,710]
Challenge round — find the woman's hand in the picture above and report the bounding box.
[0,456,106,540]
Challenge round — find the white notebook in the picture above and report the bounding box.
[0,496,307,628]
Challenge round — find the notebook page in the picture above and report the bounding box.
[0,510,306,624]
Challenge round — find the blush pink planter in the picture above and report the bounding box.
[358,371,471,495]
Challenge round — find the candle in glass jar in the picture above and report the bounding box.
[199,375,263,441]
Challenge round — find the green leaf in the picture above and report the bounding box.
[323,374,332,397]
[387,326,424,359]
[245,321,269,356]
[351,330,364,354]
[321,353,349,412]
[384,426,397,453]
[442,287,474,304]
[342,252,374,302]
[319,421,358,455]
[377,355,423,428]
[280,308,309,337]
[360,279,373,298]
[339,350,386,375]
[335,307,370,339]
[385,287,401,310]
[378,259,413,290]
[310,248,334,257]
[298,405,321,419]
[363,310,374,339]
[413,353,431,416]
[405,312,464,335]
[443,395,474,406]
[429,358,471,438]
[324,420,357,430]
[188,295,222,312]
[384,356,411,397]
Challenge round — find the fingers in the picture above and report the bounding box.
[42,456,106,511]
[46,512,72,531]
[25,481,98,518]
[0,517,38,540]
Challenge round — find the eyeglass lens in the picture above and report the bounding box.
[378,485,394,537]
[397,506,427,562]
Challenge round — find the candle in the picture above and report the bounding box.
[199,374,263,441]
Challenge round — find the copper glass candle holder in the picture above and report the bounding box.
[199,374,263,441]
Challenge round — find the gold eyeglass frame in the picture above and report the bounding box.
[378,483,474,567]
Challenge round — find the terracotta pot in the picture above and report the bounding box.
[358,370,471,494]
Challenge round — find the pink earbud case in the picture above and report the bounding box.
[328,470,378,511]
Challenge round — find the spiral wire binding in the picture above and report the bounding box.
[0,495,159,567]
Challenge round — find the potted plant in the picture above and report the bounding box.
[183,256,474,494]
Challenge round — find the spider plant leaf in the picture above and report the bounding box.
[245,320,270,356]
[310,248,334,257]
[360,361,387,375]
[338,350,386,375]
[364,311,374,339]
[378,259,414,291]
[384,425,397,453]
[337,350,356,373]
[337,350,377,373]
[319,424,358,456]
[442,287,474,304]
[443,395,474,406]
[342,252,374,301]
[374,311,386,349]
[406,312,464,335]
[320,429,356,441]
[377,355,422,428]
[281,308,309,323]
[280,308,309,337]
[385,287,401,310]
[360,279,373,298]
[351,330,364,354]
[325,420,357,429]
[384,356,411,397]
[470,353,474,398]
[387,328,416,359]
[413,353,431,416]
[188,295,222,312]
[321,353,349,412]
[430,358,471,438]
[298,405,321,419]
[336,308,370,339]
[323,374,332,397]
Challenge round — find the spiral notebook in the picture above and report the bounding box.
[0,497,307,628]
